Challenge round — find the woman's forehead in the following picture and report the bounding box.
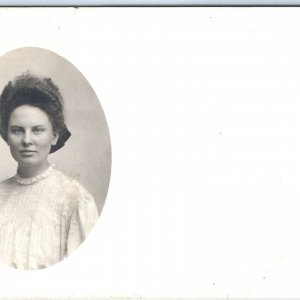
[9,105,51,126]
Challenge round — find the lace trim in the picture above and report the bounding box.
[14,164,55,185]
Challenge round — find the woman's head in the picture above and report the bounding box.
[0,73,71,175]
[0,74,69,148]
[7,104,59,173]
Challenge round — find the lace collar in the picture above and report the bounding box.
[14,164,55,185]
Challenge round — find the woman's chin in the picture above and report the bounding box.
[17,157,36,164]
[17,159,41,169]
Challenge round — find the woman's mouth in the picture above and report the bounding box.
[20,150,37,156]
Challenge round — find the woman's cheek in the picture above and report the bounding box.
[8,136,20,147]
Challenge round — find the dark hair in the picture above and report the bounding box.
[0,73,71,153]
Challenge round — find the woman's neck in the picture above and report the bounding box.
[18,161,50,178]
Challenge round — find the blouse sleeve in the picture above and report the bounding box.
[67,183,99,256]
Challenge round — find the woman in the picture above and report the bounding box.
[0,73,98,270]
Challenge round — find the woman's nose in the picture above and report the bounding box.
[22,132,33,145]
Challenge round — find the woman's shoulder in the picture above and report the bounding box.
[0,175,25,196]
[52,168,93,197]
[51,168,97,211]
[0,175,18,188]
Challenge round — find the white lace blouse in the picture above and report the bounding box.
[0,165,98,270]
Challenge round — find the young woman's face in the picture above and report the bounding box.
[7,105,59,170]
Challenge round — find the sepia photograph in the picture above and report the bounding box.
[0,47,111,271]
[2,6,300,300]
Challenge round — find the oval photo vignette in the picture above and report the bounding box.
[0,47,111,270]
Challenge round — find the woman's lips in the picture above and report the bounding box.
[20,150,37,156]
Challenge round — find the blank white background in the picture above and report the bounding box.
[0,7,300,299]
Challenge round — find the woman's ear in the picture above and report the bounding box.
[51,132,59,146]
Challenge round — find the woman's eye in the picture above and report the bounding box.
[33,128,44,134]
[11,128,22,134]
